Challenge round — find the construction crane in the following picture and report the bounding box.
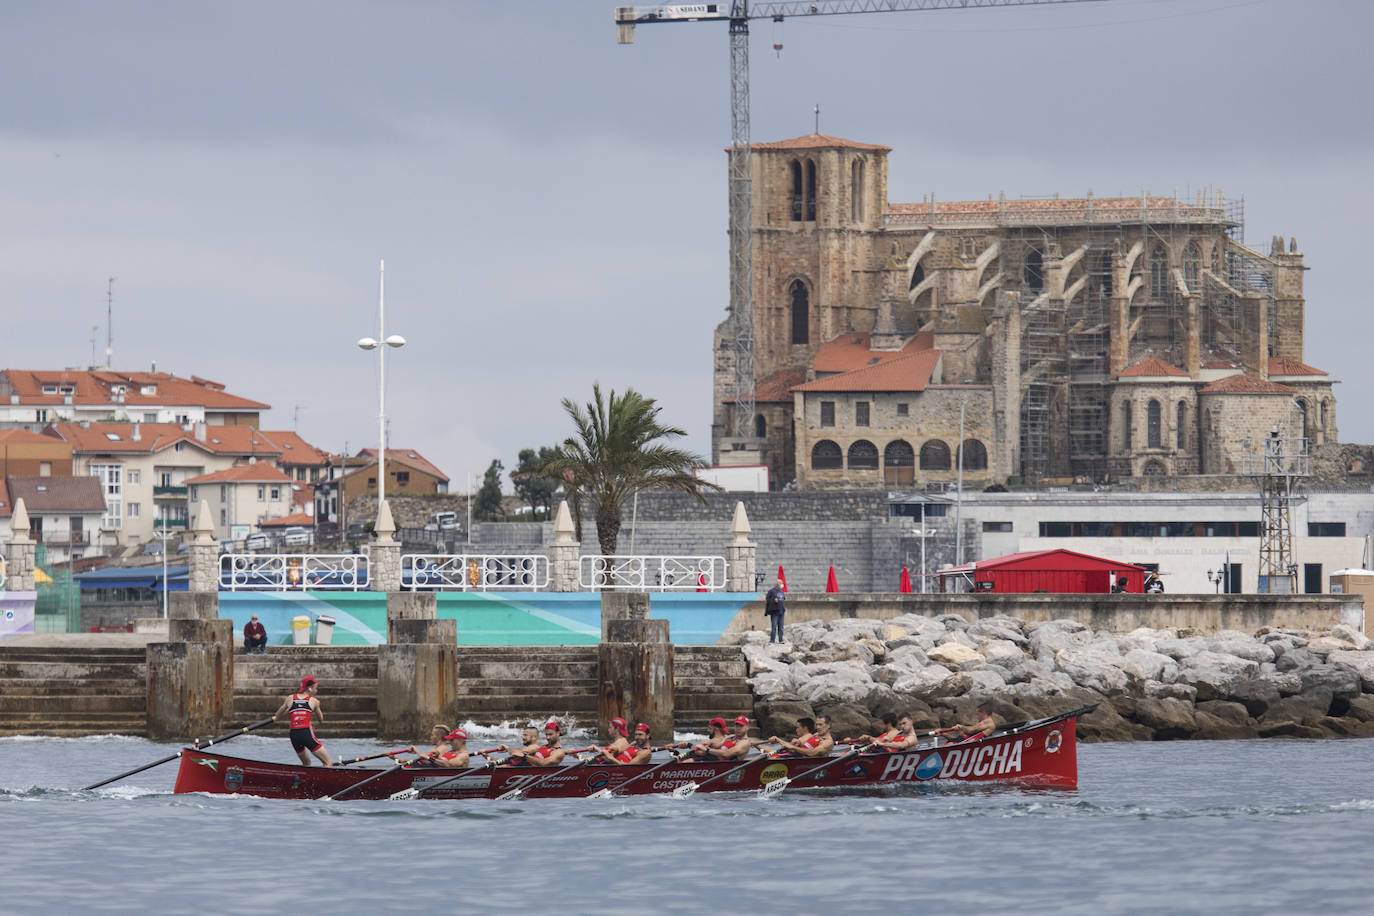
[615,0,1121,440]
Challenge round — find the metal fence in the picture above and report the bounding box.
[579,555,726,591]
[220,553,368,591]
[33,545,80,633]
[401,554,549,591]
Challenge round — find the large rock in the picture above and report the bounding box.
[1195,700,1250,725]
[876,624,909,643]
[978,638,1028,667]
[1344,695,1374,722]
[748,670,795,699]
[1224,678,1281,718]
[795,662,874,706]
[1122,649,1179,684]
[1027,619,1092,662]
[742,643,790,675]
[1114,627,1175,653]
[1176,651,1260,701]
[1327,625,1369,651]
[1143,681,1197,703]
[814,702,874,744]
[965,668,1008,694]
[1327,649,1374,693]
[1155,636,1209,662]
[1206,630,1275,665]
[753,697,814,737]
[999,657,1054,685]
[891,666,971,701]
[1307,635,1362,657]
[1192,710,1259,740]
[1055,645,1131,695]
[1259,695,1328,729]
[1275,646,1321,673]
[1298,665,1361,700]
[1132,697,1197,739]
[967,616,1028,646]
[928,643,984,669]
[1078,698,1150,742]
[1006,672,1078,698]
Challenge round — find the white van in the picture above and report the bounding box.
[283,526,311,546]
[423,511,460,532]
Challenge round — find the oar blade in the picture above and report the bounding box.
[495,788,524,801]
[389,788,421,801]
[760,776,790,798]
[671,782,699,798]
[586,788,614,800]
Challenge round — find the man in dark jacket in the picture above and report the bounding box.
[764,579,786,644]
[243,615,268,654]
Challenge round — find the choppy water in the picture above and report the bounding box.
[2,729,1371,914]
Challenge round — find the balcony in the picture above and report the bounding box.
[154,517,187,529]
[153,485,188,499]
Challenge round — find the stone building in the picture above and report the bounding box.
[711,134,1336,489]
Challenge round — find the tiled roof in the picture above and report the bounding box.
[355,448,449,483]
[259,512,314,528]
[1198,374,1296,395]
[50,422,281,456]
[1118,358,1189,378]
[812,332,934,375]
[260,430,330,466]
[184,463,292,484]
[734,367,807,404]
[746,134,891,152]
[1267,357,1327,377]
[0,429,64,444]
[4,475,105,513]
[792,349,942,393]
[888,195,1210,219]
[2,369,268,410]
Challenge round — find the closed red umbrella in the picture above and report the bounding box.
[825,566,839,593]
[899,567,913,593]
[697,571,707,592]
[777,565,788,592]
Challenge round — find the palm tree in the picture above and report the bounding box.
[535,384,717,555]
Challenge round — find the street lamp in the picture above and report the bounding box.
[911,527,936,594]
[357,259,406,513]
[1206,566,1225,594]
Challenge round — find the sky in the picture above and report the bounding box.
[2,0,1370,493]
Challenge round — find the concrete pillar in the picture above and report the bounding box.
[377,618,458,741]
[725,501,757,592]
[1184,293,1201,379]
[147,639,234,740]
[5,498,36,592]
[386,591,436,641]
[168,592,219,619]
[597,617,673,745]
[547,500,581,592]
[600,591,649,641]
[188,499,219,593]
[1240,293,1268,379]
[369,498,401,592]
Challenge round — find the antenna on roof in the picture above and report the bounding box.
[89,326,99,370]
[105,277,116,369]
[293,404,305,430]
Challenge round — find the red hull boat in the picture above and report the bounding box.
[172,708,1086,799]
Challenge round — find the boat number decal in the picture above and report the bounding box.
[224,766,244,791]
[1045,730,1062,754]
[759,763,788,785]
[192,757,219,772]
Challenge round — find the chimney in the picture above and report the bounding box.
[194,421,207,442]
[130,422,141,442]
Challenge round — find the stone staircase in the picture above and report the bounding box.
[451,647,599,728]
[672,646,753,734]
[231,647,379,738]
[0,646,147,736]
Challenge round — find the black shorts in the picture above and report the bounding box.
[290,727,322,752]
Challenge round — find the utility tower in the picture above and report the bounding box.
[613,0,1118,437]
[1240,426,1309,595]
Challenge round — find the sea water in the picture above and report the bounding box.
[1,732,1371,914]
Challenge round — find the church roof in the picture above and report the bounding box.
[792,349,942,394]
[1118,358,1189,379]
[812,332,933,375]
[1267,357,1328,376]
[1198,374,1296,395]
[747,134,891,152]
[737,367,807,404]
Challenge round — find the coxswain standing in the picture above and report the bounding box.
[272,675,333,766]
[526,721,566,767]
[600,723,654,765]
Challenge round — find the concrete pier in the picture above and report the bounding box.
[596,610,674,744]
[377,593,457,740]
[146,639,233,740]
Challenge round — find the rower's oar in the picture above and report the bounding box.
[495,754,593,801]
[389,759,490,801]
[323,761,411,801]
[335,749,408,767]
[82,717,275,791]
[671,752,765,799]
[586,745,681,800]
[759,745,865,799]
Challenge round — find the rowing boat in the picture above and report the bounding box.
[172,707,1087,799]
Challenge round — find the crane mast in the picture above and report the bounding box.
[615,0,1118,441]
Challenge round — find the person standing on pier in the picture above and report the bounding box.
[273,676,332,766]
[764,579,787,644]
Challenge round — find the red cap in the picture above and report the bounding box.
[544,720,561,732]
[734,715,749,726]
[709,717,726,731]
[445,729,467,742]
[610,717,628,737]
[300,676,317,691]
[635,723,650,734]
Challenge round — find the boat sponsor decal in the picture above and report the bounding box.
[224,766,244,791]
[585,772,611,790]
[192,757,219,772]
[290,775,301,791]
[879,739,1024,782]
[759,763,788,785]
[725,771,743,784]
[843,761,869,779]
[411,773,489,791]
[914,753,943,780]
[1046,730,1062,754]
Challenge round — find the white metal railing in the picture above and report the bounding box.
[220,553,367,591]
[401,554,549,591]
[580,555,726,591]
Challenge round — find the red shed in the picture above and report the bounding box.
[937,549,1147,594]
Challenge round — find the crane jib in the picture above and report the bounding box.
[617,0,1117,27]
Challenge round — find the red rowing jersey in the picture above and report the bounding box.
[535,746,558,760]
[615,747,638,763]
[800,735,821,750]
[721,738,738,750]
[287,694,313,729]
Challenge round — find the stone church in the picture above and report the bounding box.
[711,134,1336,490]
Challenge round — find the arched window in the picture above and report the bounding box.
[957,439,988,471]
[1147,400,1162,449]
[884,440,915,486]
[1297,399,1309,441]
[811,440,842,470]
[755,414,767,438]
[1183,242,1201,288]
[1024,249,1044,293]
[1142,459,1167,477]
[805,160,817,221]
[909,261,925,292]
[851,159,864,223]
[1150,244,1168,298]
[790,160,804,221]
[920,439,951,470]
[789,279,809,345]
[1122,401,1133,450]
[1176,401,1187,450]
[848,440,879,470]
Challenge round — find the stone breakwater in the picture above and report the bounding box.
[737,615,1374,742]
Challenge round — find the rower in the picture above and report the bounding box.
[848,712,898,750]
[405,724,452,764]
[494,726,540,766]
[604,717,631,758]
[272,675,333,767]
[687,717,728,759]
[871,713,919,752]
[526,721,566,767]
[600,723,653,765]
[941,704,998,743]
[708,715,754,760]
[768,716,827,758]
[433,728,470,769]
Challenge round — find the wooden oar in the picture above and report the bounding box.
[671,751,765,799]
[495,754,594,801]
[586,745,681,799]
[335,749,408,767]
[322,761,411,801]
[389,759,490,801]
[758,745,866,798]
[81,717,275,791]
